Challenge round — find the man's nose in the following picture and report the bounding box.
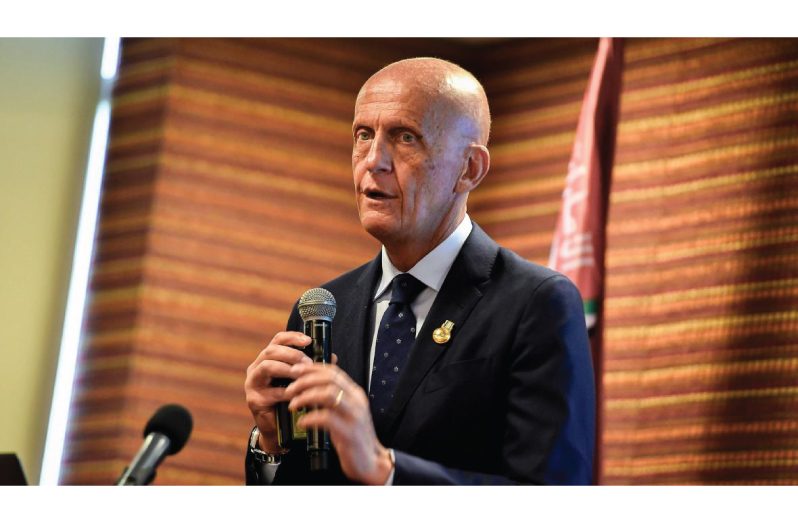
[364,134,392,174]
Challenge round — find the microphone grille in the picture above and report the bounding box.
[144,404,193,455]
[298,288,336,322]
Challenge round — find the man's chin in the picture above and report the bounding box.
[359,215,401,245]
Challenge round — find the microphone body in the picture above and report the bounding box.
[116,404,192,486]
[303,316,332,471]
[116,432,171,486]
[272,377,294,449]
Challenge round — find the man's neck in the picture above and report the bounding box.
[383,212,467,272]
[384,245,434,273]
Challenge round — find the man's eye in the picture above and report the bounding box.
[399,132,415,143]
[355,130,371,141]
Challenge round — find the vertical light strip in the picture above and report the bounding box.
[39,37,121,486]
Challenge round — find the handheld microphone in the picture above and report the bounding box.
[298,287,336,472]
[116,404,193,486]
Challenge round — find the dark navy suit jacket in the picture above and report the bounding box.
[246,223,595,485]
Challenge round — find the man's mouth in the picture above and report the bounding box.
[364,189,394,200]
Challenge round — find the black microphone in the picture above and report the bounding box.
[297,287,336,472]
[116,404,193,486]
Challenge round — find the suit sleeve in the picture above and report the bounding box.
[392,274,596,485]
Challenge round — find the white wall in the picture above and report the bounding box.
[0,38,103,484]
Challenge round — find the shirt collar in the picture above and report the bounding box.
[374,214,473,299]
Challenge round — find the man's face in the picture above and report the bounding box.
[352,75,468,247]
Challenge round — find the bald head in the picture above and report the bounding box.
[357,57,492,145]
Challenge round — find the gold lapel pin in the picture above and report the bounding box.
[432,320,454,345]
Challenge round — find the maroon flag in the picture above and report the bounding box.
[548,37,624,482]
[549,37,623,330]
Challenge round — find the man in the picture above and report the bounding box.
[244,57,595,485]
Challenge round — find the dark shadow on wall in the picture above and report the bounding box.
[695,37,798,485]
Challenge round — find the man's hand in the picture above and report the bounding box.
[244,331,312,453]
[285,360,393,485]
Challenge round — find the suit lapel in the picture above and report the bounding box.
[375,224,499,439]
[334,255,381,391]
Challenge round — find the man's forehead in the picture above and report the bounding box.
[354,76,439,122]
[360,73,410,93]
[356,74,434,104]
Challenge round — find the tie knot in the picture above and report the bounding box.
[389,273,426,305]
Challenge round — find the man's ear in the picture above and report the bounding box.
[455,144,490,194]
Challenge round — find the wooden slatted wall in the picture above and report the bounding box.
[472,38,798,484]
[63,37,798,485]
[601,38,798,485]
[61,38,466,485]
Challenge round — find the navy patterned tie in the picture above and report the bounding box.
[369,273,426,419]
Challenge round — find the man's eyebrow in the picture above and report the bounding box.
[390,126,423,137]
[352,119,423,134]
[352,119,372,131]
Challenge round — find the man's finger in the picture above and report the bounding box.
[288,383,348,414]
[285,365,347,396]
[249,347,308,373]
[273,330,312,347]
[246,359,296,389]
[245,386,288,409]
[250,332,312,367]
